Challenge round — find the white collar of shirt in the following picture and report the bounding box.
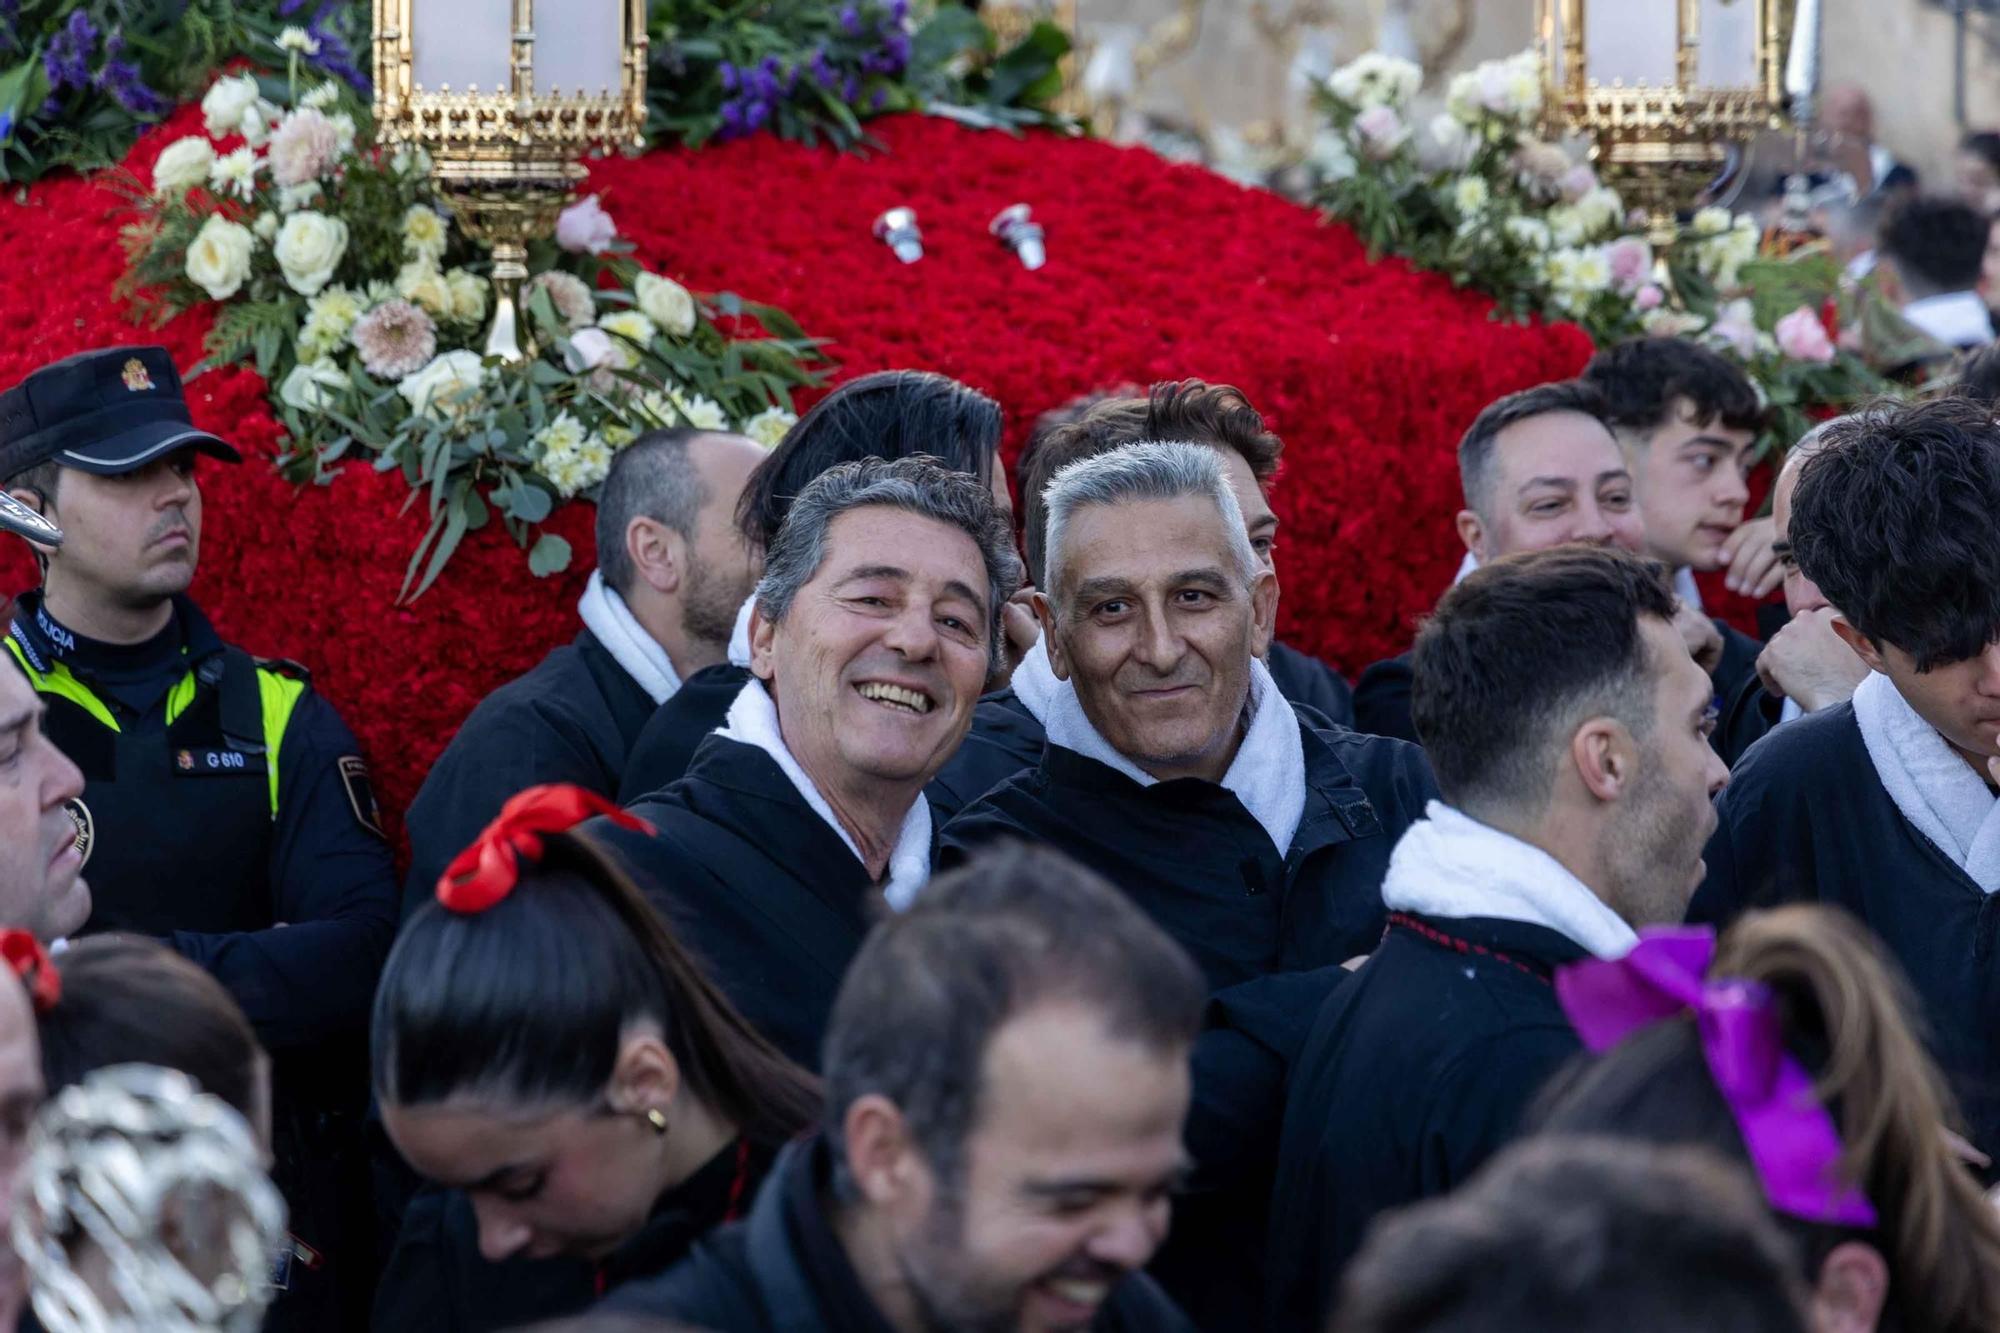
[1041,655,1307,853]
[1902,291,1995,349]
[576,571,682,706]
[1380,801,1638,959]
[1851,671,2000,893]
[715,678,933,911]
[726,593,757,669]
[1455,550,1703,611]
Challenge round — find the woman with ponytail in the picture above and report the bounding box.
[372,784,818,1331]
[1538,904,2000,1333]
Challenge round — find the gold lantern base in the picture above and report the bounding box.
[430,156,585,362]
[1554,85,1782,246]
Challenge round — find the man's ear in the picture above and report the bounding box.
[6,487,56,561]
[747,601,778,682]
[626,516,685,597]
[840,1094,928,1210]
[1568,716,1632,804]
[1810,1240,1889,1333]
[1249,569,1278,659]
[1828,615,1886,675]
[1033,591,1070,681]
[1454,509,1486,561]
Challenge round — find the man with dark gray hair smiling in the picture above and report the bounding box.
[942,441,1435,1327]
[596,453,1019,1069]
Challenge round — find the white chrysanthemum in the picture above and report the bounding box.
[575,433,614,490]
[740,405,797,448]
[1449,176,1489,216]
[1504,216,1553,252]
[207,146,259,202]
[533,411,591,496]
[671,391,727,432]
[301,82,341,110]
[1572,186,1624,236]
[1565,247,1613,294]
[297,284,365,358]
[533,411,588,457]
[401,205,449,263]
[151,137,214,197]
[1326,52,1422,110]
[1692,206,1733,237]
[276,26,320,54]
[395,260,454,319]
[598,310,659,347]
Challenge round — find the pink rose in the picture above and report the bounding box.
[1605,238,1653,294]
[1774,304,1836,364]
[1352,106,1409,160]
[1633,283,1665,311]
[556,194,618,254]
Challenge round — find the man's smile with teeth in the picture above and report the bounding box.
[857,681,934,713]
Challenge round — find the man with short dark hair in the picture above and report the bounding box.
[945,441,1435,1327]
[610,842,1202,1332]
[1267,545,1728,1332]
[404,428,765,904]
[928,379,1357,822]
[1330,1138,1810,1333]
[596,456,1020,1068]
[1353,379,1645,741]
[1690,396,2000,1165]
[1877,196,1998,352]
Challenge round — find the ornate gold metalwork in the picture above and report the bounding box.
[1539,0,1788,245]
[372,0,649,360]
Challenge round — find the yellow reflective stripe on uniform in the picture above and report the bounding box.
[162,672,198,726]
[257,667,307,818]
[3,636,120,732]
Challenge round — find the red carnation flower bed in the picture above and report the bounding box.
[0,112,1603,847]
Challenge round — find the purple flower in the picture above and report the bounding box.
[869,87,887,111]
[889,0,909,21]
[841,73,859,102]
[881,31,910,73]
[42,8,95,91]
[305,12,370,93]
[745,99,769,129]
[751,65,779,100]
[809,50,836,88]
[839,6,862,35]
[96,57,170,117]
[719,61,738,92]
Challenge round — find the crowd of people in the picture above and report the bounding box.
[0,155,1999,1330]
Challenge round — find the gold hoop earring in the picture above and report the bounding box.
[645,1108,668,1136]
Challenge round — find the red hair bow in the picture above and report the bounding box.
[437,784,654,914]
[0,931,59,1013]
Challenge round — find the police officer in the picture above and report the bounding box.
[0,346,398,1329]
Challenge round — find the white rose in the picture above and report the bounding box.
[397,350,488,419]
[200,74,261,139]
[740,405,797,448]
[395,260,454,319]
[671,391,727,432]
[446,269,487,325]
[151,138,214,196]
[253,212,278,242]
[1416,113,1476,173]
[598,309,659,347]
[634,272,697,338]
[184,215,255,301]
[279,359,349,413]
[238,99,279,147]
[274,211,349,296]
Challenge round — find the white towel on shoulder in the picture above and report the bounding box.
[576,571,682,705]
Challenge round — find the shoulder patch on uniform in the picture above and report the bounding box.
[338,756,385,839]
[255,656,313,682]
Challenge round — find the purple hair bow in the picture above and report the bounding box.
[1556,925,1878,1229]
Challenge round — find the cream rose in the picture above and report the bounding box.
[200,74,260,139]
[184,216,255,301]
[397,350,489,419]
[275,212,349,297]
[395,260,454,319]
[152,138,214,197]
[634,272,698,338]
[279,359,349,413]
[446,270,487,325]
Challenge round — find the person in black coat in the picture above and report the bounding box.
[1688,398,2000,1167]
[940,442,1431,1328]
[372,784,818,1332]
[598,455,1021,1068]
[405,429,766,906]
[1349,379,1648,743]
[615,370,1011,803]
[1267,546,1730,1333]
[608,843,1202,1333]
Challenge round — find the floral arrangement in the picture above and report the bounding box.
[118,70,828,598]
[0,0,365,182]
[648,0,1072,149]
[1309,47,1891,458]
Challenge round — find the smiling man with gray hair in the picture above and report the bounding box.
[597,453,1020,1069]
[941,441,1436,1328]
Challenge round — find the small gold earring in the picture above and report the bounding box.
[645,1108,668,1136]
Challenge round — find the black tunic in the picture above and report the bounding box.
[941,717,1435,1330]
[373,1137,774,1332]
[1266,640,1356,728]
[606,1135,1195,1332]
[404,630,657,913]
[1356,619,1764,759]
[1265,914,1590,1333]
[923,689,1043,825]
[615,662,752,804]
[1688,702,2000,1165]
[593,733,924,1069]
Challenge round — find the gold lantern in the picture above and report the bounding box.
[372,0,649,360]
[1537,0,1791,244]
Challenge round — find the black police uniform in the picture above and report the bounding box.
[0,347,399,1330]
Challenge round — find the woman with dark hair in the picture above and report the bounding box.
[372,784,818,1331]
[616,369,1010,800]
[1539,905,2000,1333]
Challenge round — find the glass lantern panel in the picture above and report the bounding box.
[534,0,624,97]
[411,0,513,93]
[1583,0,1675,86]
[1695,0,1760,89]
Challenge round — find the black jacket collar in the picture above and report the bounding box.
[1384,911,1596,980]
